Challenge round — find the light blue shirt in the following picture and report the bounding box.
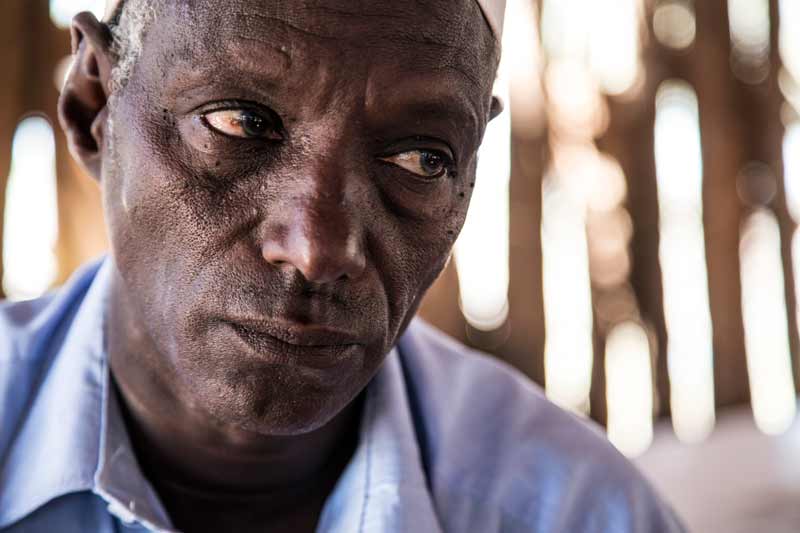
[0,258,685,532]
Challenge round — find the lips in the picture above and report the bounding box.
[224,318,362,369]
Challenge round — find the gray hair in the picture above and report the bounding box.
[107,0,163,93]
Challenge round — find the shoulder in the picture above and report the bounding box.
[397,320,685,533]
[0,260,104,457]
[0,260,102,361]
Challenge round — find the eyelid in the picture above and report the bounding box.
[192,98,270,114]
[379,136,456,159]
[201,107,283,140]
[412,137,455,160]
[379,149,454,179]
[199,96,282,119]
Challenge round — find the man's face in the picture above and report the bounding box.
[105,0,497,435]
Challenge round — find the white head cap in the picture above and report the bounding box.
[105,0,506,38]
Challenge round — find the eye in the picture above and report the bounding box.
[203,109,282,140]
[380,150,453,179]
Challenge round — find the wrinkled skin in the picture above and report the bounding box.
[60,1,499,531]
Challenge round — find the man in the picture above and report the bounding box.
[0,1,684,532]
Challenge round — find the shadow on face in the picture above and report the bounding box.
[104,0,499,436]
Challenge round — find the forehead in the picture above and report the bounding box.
[141,0,496,101]
[175,0,491,54]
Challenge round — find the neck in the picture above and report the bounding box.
[110,374,362,495]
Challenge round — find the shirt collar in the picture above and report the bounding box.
[93,355,176,531]
[0,256,441,532]
[0,258,109,527]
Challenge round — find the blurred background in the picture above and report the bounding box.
[2,0,800,531]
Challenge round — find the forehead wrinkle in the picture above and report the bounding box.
[229,11,342,44]
[158,54,283,105]
[225,8,476,54]
[163,0,493,85]
[224,36,293,76]
[215,0,485,52]
[219,8,489,92]
[303,0,480,47]
[141,32,291,102]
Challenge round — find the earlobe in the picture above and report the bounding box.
[488,96,504,121]
[58,12,115,181]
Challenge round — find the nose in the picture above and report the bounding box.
[260,193,366,285]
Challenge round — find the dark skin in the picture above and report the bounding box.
[59,1,500,531]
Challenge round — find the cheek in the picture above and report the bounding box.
[105,108,225,338]
[387,178,476,323]
[454,159,478,213]
[109,96,241,263]
[376,163,477,326]
[374,205,465,342]
[107,98,179,243]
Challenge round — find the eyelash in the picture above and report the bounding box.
[431,150,456,173]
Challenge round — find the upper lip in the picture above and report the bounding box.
[226,317,362,347]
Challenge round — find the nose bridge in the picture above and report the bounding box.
[293,178,355,254]
[260,148,366,284]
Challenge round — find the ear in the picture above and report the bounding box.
[58,12,115,181]
[489,95,504,121]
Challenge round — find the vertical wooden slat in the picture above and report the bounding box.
[693,0,751,408]
[502,134,547,385]
[0,0,28,299]
[590,319,609,424]
[595,2,668,415]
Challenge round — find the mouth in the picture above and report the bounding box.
[223,318,363,369]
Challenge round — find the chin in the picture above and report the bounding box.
[186,362,356,437]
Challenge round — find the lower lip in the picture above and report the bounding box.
[226,322,360,370]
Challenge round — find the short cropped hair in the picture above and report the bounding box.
[107,0,163,93]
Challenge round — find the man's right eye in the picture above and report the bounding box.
[202,109,283,140]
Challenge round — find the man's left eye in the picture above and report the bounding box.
[380,150,452,179]
[203,109,282,140]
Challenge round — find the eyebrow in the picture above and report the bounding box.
[397,99,479,132]
[367,90,484,152]
[159,36,293,105]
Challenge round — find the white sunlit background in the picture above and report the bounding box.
[3,1,800,531]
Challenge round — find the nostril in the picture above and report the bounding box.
[260,221,366,283]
